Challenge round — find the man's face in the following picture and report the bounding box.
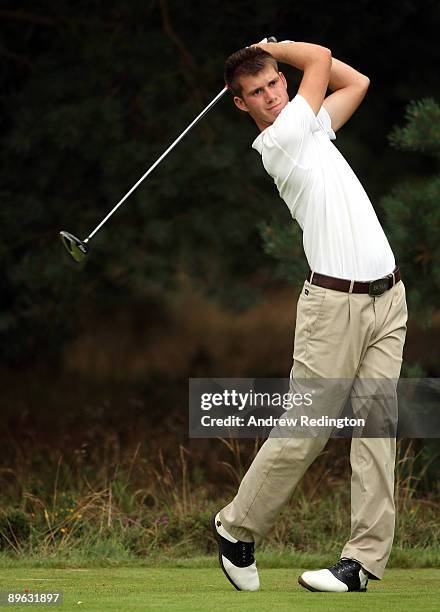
[234,65,289,131]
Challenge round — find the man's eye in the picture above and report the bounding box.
[253,90,261,96]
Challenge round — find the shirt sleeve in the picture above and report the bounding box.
[317,105,337,140]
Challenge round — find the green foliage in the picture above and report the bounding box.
[1,1,440,364]
[0,510,30,551]
[388,98,440,158]
[258,217,308,285]
[383,98,440,325]
[0,434,437,559]
[401,362,426,378]
[0,1,276,363]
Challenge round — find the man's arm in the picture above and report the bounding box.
[257,41,332,116]
[323,57,370,132]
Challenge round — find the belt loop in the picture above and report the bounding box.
[349,279,354,294]
[392,271,396,287]
[310,270,314,284]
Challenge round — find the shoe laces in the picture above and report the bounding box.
[236,540,254,565]
[330,558,359,576]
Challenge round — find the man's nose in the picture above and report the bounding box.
[264,88,276,103]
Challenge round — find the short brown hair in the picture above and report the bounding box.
[224,47,278,97]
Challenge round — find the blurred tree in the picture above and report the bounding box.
[0,0,439,365]
[382,98,440,325]
[0,1,274,364]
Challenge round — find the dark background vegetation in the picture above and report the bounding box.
[0,0,439,556]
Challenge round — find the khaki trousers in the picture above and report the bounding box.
[219,278,408,579]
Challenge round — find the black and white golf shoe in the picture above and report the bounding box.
[211,513,260,591]
[298,557,369,592]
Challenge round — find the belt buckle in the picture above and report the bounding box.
[368,278,389,297]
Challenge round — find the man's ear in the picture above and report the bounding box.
[279,71,288,90]
[233,96,250,113]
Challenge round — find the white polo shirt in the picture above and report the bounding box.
[252,94,395,281]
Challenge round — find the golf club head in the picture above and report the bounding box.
[59,231,89,262]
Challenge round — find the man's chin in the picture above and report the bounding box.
[270,102,287,117]
[268,108,282,121]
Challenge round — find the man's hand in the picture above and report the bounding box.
[251,40,369,129]
[250,37,271,49]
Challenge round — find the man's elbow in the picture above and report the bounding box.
[358,74,370,89]
[320,47,332,62]
[317,47,332,74]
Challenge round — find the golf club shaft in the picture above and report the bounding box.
[84,36,277,243]
[85,85,228,242]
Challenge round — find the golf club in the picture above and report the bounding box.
[60,37,277,262]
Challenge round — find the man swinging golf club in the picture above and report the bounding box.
[212,39,407,593]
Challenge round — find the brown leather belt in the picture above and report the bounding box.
[307,266,401,297]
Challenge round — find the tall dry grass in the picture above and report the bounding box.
[0,433,438,560]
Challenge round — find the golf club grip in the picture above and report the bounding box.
[267,36,277,43]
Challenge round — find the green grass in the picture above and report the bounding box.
[0,547,439,570]
[0,567,438,611]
